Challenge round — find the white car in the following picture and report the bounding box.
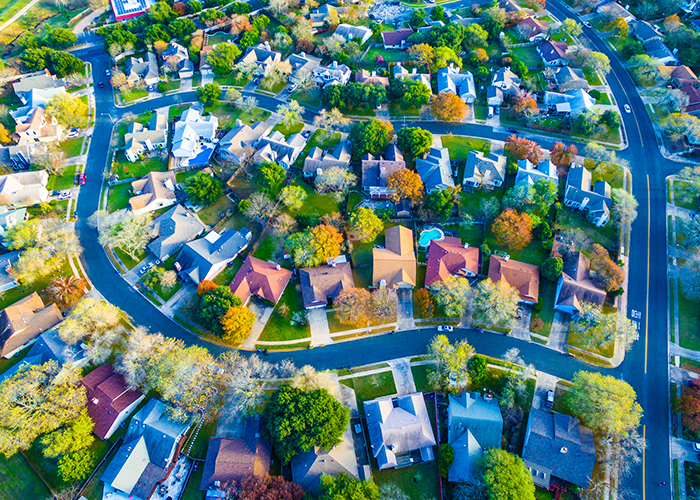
[105,68,111,76]
[66,129,79,138]
[624,104,631,114]
[58,190,72,200]
[437,325,454,332]
[694,443,700,452]
[583,21,592,28]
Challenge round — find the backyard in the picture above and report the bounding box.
[0,452,50,500]
[47,163,78,191]
[0,260,73,311]
[510,46,542,69]
[111,152,168,179]
[205,103,270,127]
[197,195,235,226]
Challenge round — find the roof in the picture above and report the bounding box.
[125,114,168,157]
[12,71,64,95]
[437,65,476,102]
[355,69,390,87]
[218,121,271,162]
[393,63,432,89]
[381,28,414,46]
[0,292,62,357]
[129,171,177,212]
[313,61,352,84]
[0,249,20,291]
[240,43,282,71]
[299,262,354,308]
[254,131,307,167]
[682,85,700,113]
[303,141,352,176]
[284,52,322,77]
[596,1,635,19]
[488,255,540,303]
[425,237,479,286]
[176,228,252,284]
[553,66,589,90]
[81,364,144,440]
[416,147,454,192]
[517,16,548,38]
[564,165,612,217]
[463,151,506,186]
[643,39,677,62]
[125,53,158,82]
[362,144,406,189]
[0,170,49,207]
[110,0,155,18]
[633,20,664,41]
[230,255,293,304]
[373,225,416,288]
[514,159,557,187]
[538,40,569,63]
[172,108,219,159]
[543,89,597,113]
[200,419,271,489]
[523,409,596,488]
[491,67,521,93]
[334,23,372,42]
[555,251,607,311]
[147,204,207,260]
[364,393,436,470]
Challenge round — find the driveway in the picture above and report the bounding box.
[387,358,416,395]
[396,288,415,331]
[308,308,333,347]
[241,299,274,349]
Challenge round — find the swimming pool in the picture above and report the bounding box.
[419,227,445,248]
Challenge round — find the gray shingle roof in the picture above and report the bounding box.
[147,204,207,260]
[416,147,454,192]
[176,228,252,283]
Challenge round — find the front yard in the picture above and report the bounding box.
[257,282,311,342]
[47,163,78,191]
[206,103,271,128]
[530,280,556,337]
[271,120,304,138]
[340,371,397,411]
[59,137,83,157]
[107,183,132,213]
[111,151,168,180]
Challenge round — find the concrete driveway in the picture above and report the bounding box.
[241,299,274,349]
[308,308,332,347]
[396,288,415,331]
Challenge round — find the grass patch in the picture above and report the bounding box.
[121,87,149,102]
[411,364,432,392]
[169,105,190,121]
[204,103,270,128]
[187,417,218,460]
[146,277,182,302]
[442,135,491,176]
[679,287,700,351]
[597,93,612,105]
[290,89,321,107]
[259,78,288,94]
[567,322,615,358]
[214,73,251,87]
[271,120,304,138]
[340,371,397,410]
[111,151,167,180]
[485,225,549,267]
[114,246,147,271]
[373,460,440,500]
[158,80,181,93]
[389,100,421,117]
[530,280,556,337]
[510,46,542,68]
[674,181,700,211]
[180,464,205,500]
[0,260,73,311]
[59,137,83,158]
[555,209,619,250]
[365,46,406,63]
[197,195,235,226]
[258,282,311,342]
[0,452,51,500]
[107,183,132,212]
[294,180,341,220]
[680,358,700,374]
[47,163,78,191]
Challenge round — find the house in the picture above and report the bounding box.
[682,85,700,114]
[334,23,372,44]
[125,52,159,86]
[683,0,700,13]
[147,204,207,261]
[514,159,557,188]
[463,151,506,189]
[362,144,406,199]
[417,19,445,33]
[437,64,476,104]
[563,165,613,226]
[417,147,454,193]
[0,250,20,293]
[523,409,596,491]
[200,45,214,75]
[355,69,389,87]
[364,393,436,470]
[491,67,521,96]
[0,292,62,358]
[487,86,504,107]
[81,363,145,440]
[669,66,700,88]
[300,259,354,309]
[291,421,359,492]
[162,42,194,79]
[425,237,480,287]
[13,107,64,145]
[110,0,155,21]
[447,392,503,482]
[372,225,416,289]
[632,20,664,43]
[381,28,414,49]
[10,72,66,144]
[553,66,589,91]
[313,61,352,86]
[644,39,678,65]
[488,255,540,304]
[544,89,597,115]
[517,17,548,42]
[0,171,50,207]
[217,121,271,164]
[200,418,271,491]
[129,171,177,214]
[393,63,432,90]
[0,206,26,237]
[253,131,308,169]
[12,70,65,97]
[101,399,190,500]
[537,40,569,66]
[303,141,351,178]
[596,1,635,22]
[124,113,168,162]
[309,3,339,28]
[240,43,282,77]
[285,52,322,84]
[554,249,607,315]
[175,228,252,284]
[171,107,219,166]
[230,255,293,305]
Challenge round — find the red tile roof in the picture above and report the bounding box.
[230,256,292,304]
[425,237,480,287]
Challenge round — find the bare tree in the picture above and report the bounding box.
[243,193,278,223]
[290,365,339,397]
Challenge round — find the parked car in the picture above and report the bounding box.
[66,129,78,139]
[138,262,155,275]
[58,190,72,200]
[98,81,104,88]
[506,128,518,133]
[78,173,86,185]
[624,104,631,114]
[105,68,111,76]
[437,325,454,332]
[545,390,554,409]
[301,129,312,138]
[517,306,524,319]
[693,443,700,452]
[582,21,592,28]
[287,83,298,93]
[147,84,154,92]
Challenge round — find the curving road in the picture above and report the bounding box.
[76,9,682,495]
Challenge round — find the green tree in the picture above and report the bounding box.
[279,185,307,210]
[472,278,519,327]
[285,224,343,268]
[264,385,350,463]
[540,257,563,282]
[410,8,426,27]
[208,42,242,76]
[531,179,557,215]
[425,189,453,220]
[184,171,222,206]
[349,207,383,243]
[427,334,475,393]
[196,83,222,106]
[478,449,535,500]
[601,109,621,129]
[430,275,471,318]
[276,100,303,127]
[200,287,242,330]
[58,448,95,482]
[170,18,196,40]
[561,18,583,37]
[431,4,446,21]
[41,409,94,458]
[440,443,455,478]
[463,23,488,49]
[144,24,170,44]
[319,472,379,500]
[349,119,394,156]
[47,27,77,49]
[396,127,433,160]
[46,92,88,129]
[434,46,462,70]
[257,162,287,195]
[189,0,202,11]
[148,0,175,23]
[467,354,488,384]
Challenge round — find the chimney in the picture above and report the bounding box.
[301,52,306,57]
[449,62,454,69]
[412,68,417,74]
[463,243,469,249]
[332,61,338,68]
[91,397,99,404]
[275,264,281,271]
[371,70,377,77]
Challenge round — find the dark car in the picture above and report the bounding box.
[545,390,554,409]
[98,81,104,88]
[506,128,518,133]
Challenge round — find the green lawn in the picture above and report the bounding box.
[197,195,235,226]
[555,209,619,250]
[186,417,218,460]
[350,237,376,290]
[0,452,51,500]
[207,32,237,44]
[121,88,149,102]
[147,277,182,302]
[158,80,180,93]
[258,282,311,342]
[510,46,542,68]
[567,320,615,358]
[114,246,147,270]
[679,287,700,351]
[294,181,341,220]
[442,222,485,248]
[442,135,491,162]
[485,228,550,267]
[597,92,612,105]
[340,371,397,411]
[411,364,432,392]
[373,461,440,500]
[175,169,201,184]
[290,89,321,107]
[111,151,167,179]
[107,183,132,213]
[59,137,83,157]
[674,181,700,211]
[389,101,421,117]
[0,260,73,311]
[259,78,287,94]
[589,161,625,189]
[530,280,556,337]
[47,163,78,191]
[365,47,406,63]
[213,73,251,87]
[460,183,506,219]
[205,103,270,128]
[271,120,304,138]
[169,105,190,121]
[181,465,205,500]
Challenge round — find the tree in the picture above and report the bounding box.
[47,27,77,49]
[238,475,305,500]
[463,23,488,49]
[58,448,94,482]
[427,335,475,393]
[480,5,506,38]
[505,135,542,165]
[629,54,661,85]
[472,279,520,327]
[334,288,372,327]
[474,197,501,222]
[589,244,624,292]
[349,119,394,156]
[467,354,488,384]
[396,127,433,160]
[611,188,638,230]
[379,483,409,500]
[565,371,642,436]
[388,79,431,108]
[430,275,471,318]
[200,287,242,331]
[243,193,277,222]
[477,449,535,500]
[0,123,11,146]
[315,166,357,198]
[220,306,255,344]
[407,43,435,72]
[570,302,638,351]
[540,257,563,282]
[197,280,218,296]
[257,162,287,195]
[425,188,453,220]
[610,16,629,38]
[371,288,396,322]
[264,385,349,463]
[279,185,307,211]
[276,100,303,128]
[677,395,700,431]
[664,113,700,143]
[512,94,538,123]
[319,473,379,500]
[491,209,533,251]
[236,95,259,113]
[286,224,343,268]
[196,83,222,106]
[92,210,156,261]
[561,18,583,37]
[47,275,87,307]
[431,4,445,21]
[170,18,196,40]
[549,141,578,168]
[387,169,424,204]
[58,298,123,346]
[41,409,94,458]
[144,24,170,45]
[601,109,621,130]
[415,288,434,318]
[45,92,88,129]
[434,46,462,70]
[432,92,469,122]
[349,207,383,243]
[184,171,222,206]
[148,0,175,22]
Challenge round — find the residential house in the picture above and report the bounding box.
[487,86,504,107]
[129,171,177,214]
[334,23,372,44]
[537,40,569,66]
[492,67,521,95]
[13,107,64,145]
[0,292,62,358]
[632,20,664,43]
[544,89,597,115]
[381,28,414,49]
[313,61,352,86]
[161,42,194,79]
[217,121,271,164]
[12,70,65,97]
[81,363,145,440]
[554,249,607,315]
[0,206,26,237]
[393,63,432,90]
[200,45,214,75]
[553,66,589,91]
[240,43,282,77]
[230,255,293,305]
[10,72,66,145]
[124,113,168,162]
[0,250,20,293]
[285,52,322,84]
[303,140,351,178]
[416,147,454,193]
[523,409,596,491]
[175,228,252,284]
[171,107,219,166]
[364,393,436,470]
[309,4,340,28]
[362,144,406,199]
[355,69,389,87]
[563,165,613,226]
[437,64,476,104]
[101,400,190,500]
[110,0,155,21]
[488,255,540,305]
[447,392,503,482]
[596,1,636,22]
[200,418,271,492]
[682,85,700,114]
[425,237,480,287]
[644,39,678,65]
[372,225,416,289]
[125,52,159,87]
[0,170,50,207]
[514,159,558,188]
[669,65,700,88]
[300,259,354,309]
[463,151,506,189]
[253,131,308,169]
[147,204,207,261]
[517,17,548,42]
[417,19,445,33]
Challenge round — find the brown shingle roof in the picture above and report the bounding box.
[0,292,62,357]
[488,255,540,303]
[299,262,354,308]
[373,225,416,288]
[230,256,292,304]
[129,171,177,211]
[425,237,479,286]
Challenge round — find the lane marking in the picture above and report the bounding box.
[645,174,650,374]
[643,424,647,500]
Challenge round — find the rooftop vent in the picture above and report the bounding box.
[560,446,568,454]
[91,398,99,405]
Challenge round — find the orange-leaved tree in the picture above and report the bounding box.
[197,280,218,296]
[491,208,534,251]
[387,169,425,204]
[431,92,469,122]
[505,135,542,165]
[549,141,578,170]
